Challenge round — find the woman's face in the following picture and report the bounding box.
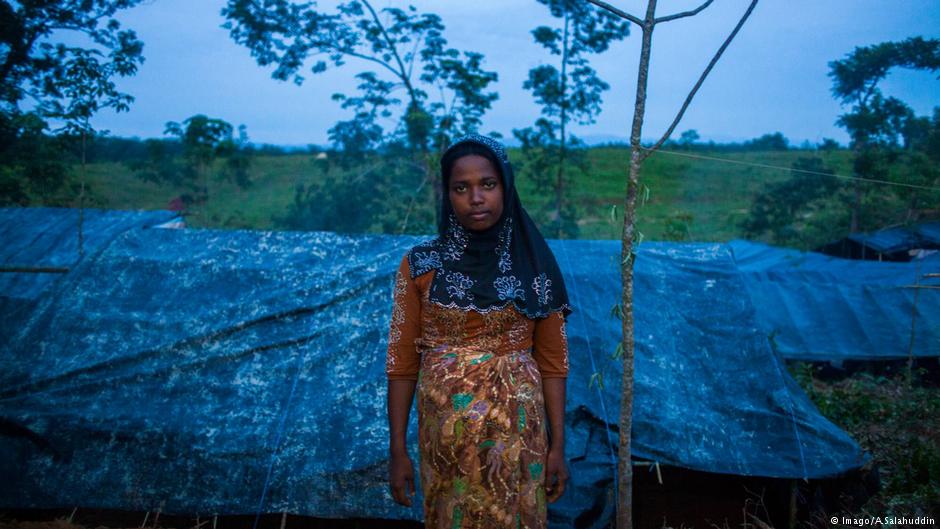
[448,154,504,231]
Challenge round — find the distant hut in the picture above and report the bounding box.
[816,221,940,262]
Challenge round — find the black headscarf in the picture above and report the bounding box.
[407,134,572,319]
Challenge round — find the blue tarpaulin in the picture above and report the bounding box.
[0,217,869,528]
[817,220,940,261]
[728,239,940,360]
[847,226,923,254]
[914,221,940,246]
[0,207,182,349]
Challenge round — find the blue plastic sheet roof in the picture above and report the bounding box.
[846,221,940,254]
[0,207,182,352]
[0,224,869,528]
[915,221,940,245]
[728,239,940,360]
[0,206,182,300]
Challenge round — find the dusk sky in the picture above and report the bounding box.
[86,0,940,147]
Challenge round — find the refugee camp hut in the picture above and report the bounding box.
[0,217,870,529]
[728,238,940,385]
[553,240,873,529]
[815,221,940,262]
[728,239,940,361]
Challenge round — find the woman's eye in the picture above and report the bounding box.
[484,180,496,189]
[454,185,466,192]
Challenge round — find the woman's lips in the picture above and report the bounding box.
[469,211,488,220]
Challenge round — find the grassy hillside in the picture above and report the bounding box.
[72,147,853,241]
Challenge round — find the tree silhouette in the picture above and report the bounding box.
[515,0,629,238]
[222,0,499,229]
[135,115,252,223]
[828,37,940,231]
[0,0,145,206]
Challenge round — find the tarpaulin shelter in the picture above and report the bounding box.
[0,216,870,529]
[728,239,940,361]
[0,207,182,346]
[816,220,940,261]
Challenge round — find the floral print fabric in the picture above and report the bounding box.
[387,255,569,382]
[386,254,569,528]
[417,344,549,529]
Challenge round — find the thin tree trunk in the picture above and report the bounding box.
[78,127,86,258]
[557,8,571,237]
[618,5,656,529]
[850,181,860,233]
[849,139,865,233]
[906,191,918,223]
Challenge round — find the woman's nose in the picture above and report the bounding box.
[470,188,484,204]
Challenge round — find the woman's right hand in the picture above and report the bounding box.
[388,452,416,506]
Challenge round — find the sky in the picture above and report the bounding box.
[82,0,940,147]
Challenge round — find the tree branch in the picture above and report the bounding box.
[360,0,418,104]
[654,0,714,24]
[584,0,644,27]
[406,29,424,80]
[321,35,401,80]
[641,0,759,162]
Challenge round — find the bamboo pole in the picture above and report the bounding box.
[0,266,70,273]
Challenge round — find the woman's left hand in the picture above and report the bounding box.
[545,447,568,503]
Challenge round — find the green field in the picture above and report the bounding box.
[72,146,855,242]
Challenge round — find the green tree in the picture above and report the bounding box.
[514,0,629,238]
[0,0,145,205]
[741,157,843,249]
[222,0,499,230]
[818,138,841,152]
[743,131,789,151]
[899,108,940,222]
[134,115,252,223]
[275,157,419,234]
[828,36,940,231]
[677,129,699,149]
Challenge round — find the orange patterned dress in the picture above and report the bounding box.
[387,254,569,529]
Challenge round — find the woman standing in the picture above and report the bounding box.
[386,134,571,528]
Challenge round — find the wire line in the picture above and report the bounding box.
[637,146,940,192]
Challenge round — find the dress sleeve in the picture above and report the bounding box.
[386,254,422,381]
[532,311,569,378]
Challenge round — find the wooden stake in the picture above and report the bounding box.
[140,511,150,528]
[280,511,287,529]
[68,507,77,524]
[789,479,797,529]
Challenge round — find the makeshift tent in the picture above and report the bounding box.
[816,220,940,261]
[0,224,869,529]
[0,207,182,345]
[728,239,940,361]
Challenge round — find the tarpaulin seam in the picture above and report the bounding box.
[768,345,809,480]
[252,347,306,529]
[731,246,809,480]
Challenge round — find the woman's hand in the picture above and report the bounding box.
[389,452,416,506]
[387,379,417,506]
[545,447,568,503]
